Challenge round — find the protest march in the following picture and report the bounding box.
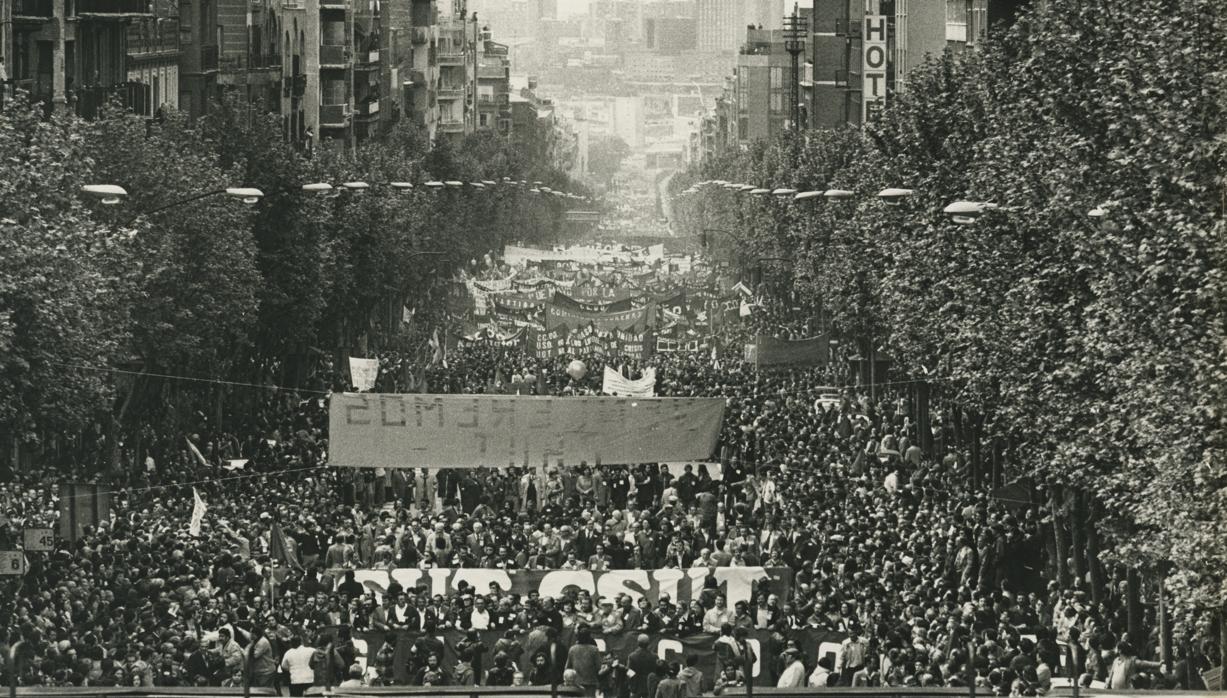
[0,243,1215,698]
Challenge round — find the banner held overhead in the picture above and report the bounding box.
[329,394,725,468]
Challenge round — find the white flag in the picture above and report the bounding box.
[190,487,207,537]
[739,300,754,317]
[349,357,379,392]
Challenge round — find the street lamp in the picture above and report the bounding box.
[877,188,915,206]
[81,184,129,205]
[823,189,854,201]
[302,183,333,193]
[794,190,823,201]
[341,181,371,191]
[943,200,998,225]
[225,188,264,204]
[390,182,414,191]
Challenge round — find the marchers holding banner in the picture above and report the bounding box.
[602,366,656,397]
[545,303,653,332]
[341,627,845,687]
[752,334,831,367]
[338,567,791,608]
[329,394,724,468]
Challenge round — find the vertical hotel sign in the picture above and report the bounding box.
[862,10,887,122]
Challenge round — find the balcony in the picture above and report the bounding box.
[201,44,219,72]
[437,50,464,66]
[355,49,379,68]
[437,84,464,100]
[77,0,153,15]
[281,0,304,8]
[320,0,346,8]
[411,27,430,44]
[13,0,53,19]
[319,103,350,127]
[319,44,348,68]
[439,118,464,133]
[355,99,380,118]
[477,65,507,80]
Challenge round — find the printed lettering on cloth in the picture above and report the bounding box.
[545,303,652,332]
[349,357,380,391]
[338,624,837,687]
[328,394,725,468]
[754,334,831,366]
[335,567,792,609]
[602,366,656,397]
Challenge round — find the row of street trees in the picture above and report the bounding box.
[672,0,1226,655]
[0,93,588,470]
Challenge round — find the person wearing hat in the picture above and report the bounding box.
[777,647,806,688]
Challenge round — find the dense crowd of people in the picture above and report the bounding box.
[0,274,1217,695]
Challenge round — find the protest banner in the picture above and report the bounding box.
[753,334,831,367]
[337,567,791,608]
[545,303,652,333]
[552,290,643,313]
[329,394,725,468]
[340,625,841,687]
[602,366,656,397]
[349,357,380,391]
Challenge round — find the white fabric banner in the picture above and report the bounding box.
[602,366,656,397]
[349,357,379,392]
[189,487,207,537]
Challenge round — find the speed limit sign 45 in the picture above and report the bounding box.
[23,528,54,552]
[0,551,26,575]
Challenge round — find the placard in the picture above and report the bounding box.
[329,394,725,468]
[0,551,26,576]
[22,528,54,552]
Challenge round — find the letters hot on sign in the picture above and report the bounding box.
[862,14,887,122]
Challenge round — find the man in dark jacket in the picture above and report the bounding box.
[627,634,657,698]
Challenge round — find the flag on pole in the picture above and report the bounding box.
[402,305,415,325]
[429,329,445,366]
[739,299,754,317]
[269,521,301,569]
[186,437,209,468]
[189,488,207,537]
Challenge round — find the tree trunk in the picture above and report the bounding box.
[1084,492,1107,605]
[1126,567,1143,649]
[916,381,932,456]
[991,435,1004,489]
[1070,487,1088,589]
[1050,485,1070,587]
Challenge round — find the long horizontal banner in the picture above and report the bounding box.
[338,567,791,609]
[343,626,842,686]
[329,394,725,468]
[753,333,831,366]
[552,290,643,313]
[527,325,651,360]
[545,303,653,332]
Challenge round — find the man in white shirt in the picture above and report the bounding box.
[703,596,733,633]
[469,596,492,630]
[280,635,316,696]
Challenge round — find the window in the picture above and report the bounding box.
[770,66,783,89]
[769,92,783,113]
[738,117,748,139]
[479,113,488,127]
[946,0,968,42]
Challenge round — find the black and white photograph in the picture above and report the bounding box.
[0,0,1224,696]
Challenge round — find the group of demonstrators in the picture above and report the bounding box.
[0,260,1215,695]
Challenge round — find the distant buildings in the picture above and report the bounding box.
[690,0,1031,160]
[1,0,543,152]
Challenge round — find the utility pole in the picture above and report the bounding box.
[782,4,807,131]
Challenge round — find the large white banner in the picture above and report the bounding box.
[329,393,725,468]
[336,567,791,608]
[602,366,657,397]
[349,357,379,392]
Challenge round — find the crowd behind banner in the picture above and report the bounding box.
[0,246,1216,694]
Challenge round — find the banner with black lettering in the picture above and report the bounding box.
[329,394,724,468]
[753,334,831,367]
[337,626,844,688]
[545,303,653,333]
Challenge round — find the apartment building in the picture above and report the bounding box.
[475,28,510,134]
[4,0,170,117]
